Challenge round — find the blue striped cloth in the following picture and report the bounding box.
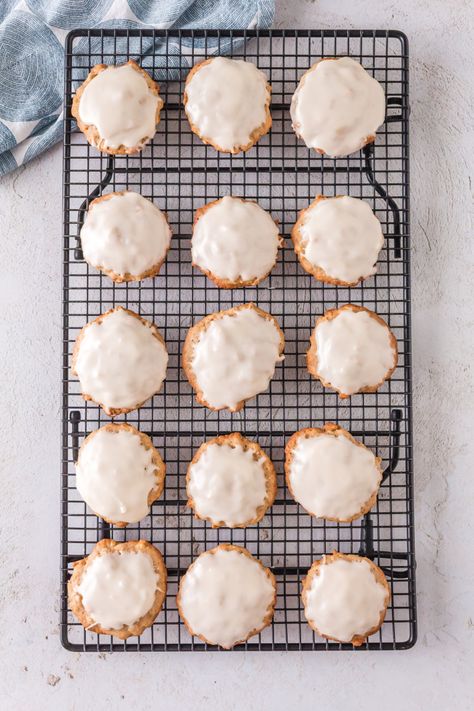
[0,0,274,176]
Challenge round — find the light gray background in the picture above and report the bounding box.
[1,1,473,708]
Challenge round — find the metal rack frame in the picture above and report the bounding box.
[61,29,416,652]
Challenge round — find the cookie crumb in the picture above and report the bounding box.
[47,674,60,687]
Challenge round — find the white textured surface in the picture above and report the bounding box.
[0,0,473,707]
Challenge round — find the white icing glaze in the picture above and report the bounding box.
[81,192,171,279]
[188,440,267,526]
[192,196,279,283]
[314,309,395,395]
[190,306,283,410]
[77,550,159,629]
[299,196,384,283]
[76,427,158,523]
[74,308,168,411]
[288,431,380,520]
[78,63,161,149]
[304,556,388,642]
[185,57,269,151]
[290,57,385,157]
[179,548,274,648]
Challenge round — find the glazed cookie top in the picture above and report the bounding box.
[76,62,162,150]
[178,546,275,648]
[186,304,284,411]
[187,435,274,527]
[77,549,160,630]
[294,196,384,285]
[192,196,280,286]
[76,425,164,525]
[73,307,168,414]
[290,57,385,157]
[184,57,270,152]
[303,554,389,643]
[313,306,396,396]
[80,192,171,281]
[286,426,381,521]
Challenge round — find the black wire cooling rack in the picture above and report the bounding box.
[61,29,416,652]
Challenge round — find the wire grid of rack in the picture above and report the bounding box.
[61,29,416,652]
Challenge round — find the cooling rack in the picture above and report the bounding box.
[61,29,416,651]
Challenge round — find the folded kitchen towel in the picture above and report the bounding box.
[0,0,274,176]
